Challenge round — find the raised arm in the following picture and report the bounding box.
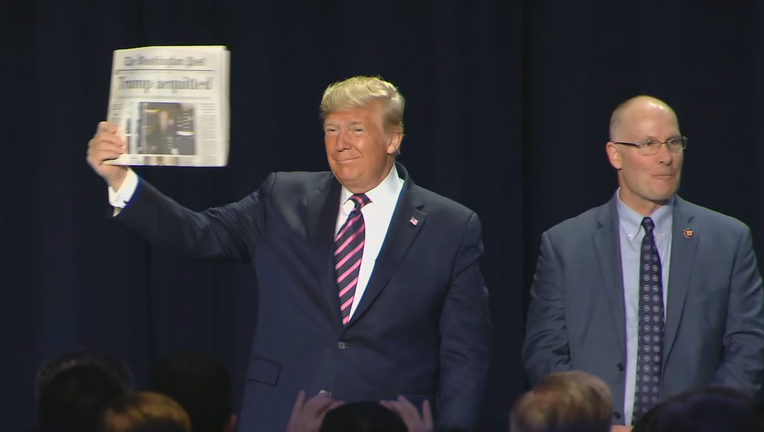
[86,121,269,262]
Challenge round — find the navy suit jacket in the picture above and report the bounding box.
[116,163,491,431]
[522,195,764,424]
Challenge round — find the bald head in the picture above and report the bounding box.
[609,96,679,141]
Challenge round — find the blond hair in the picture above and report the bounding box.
[510,371,612,432]
[320,76,405,135]
[101,391,191,432]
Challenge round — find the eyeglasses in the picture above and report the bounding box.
[612,136,688,155]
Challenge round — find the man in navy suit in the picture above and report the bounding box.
[87,76,491,431]
[522,95,764,429]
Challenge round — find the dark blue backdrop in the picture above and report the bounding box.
[2,1,763,431]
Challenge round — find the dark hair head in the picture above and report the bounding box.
[320,402,407,432]
[633,387,761,432]
[149,352,232,432]
[36,350,133,401]
[37,364,127,431]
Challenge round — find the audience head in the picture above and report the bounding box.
[36,350,133,401]
[36,351,132,431]
[319,401,408,432]
[100,391,191,432]
[149,352,234,432]
[632,387,761,432]
[510,371,612,432]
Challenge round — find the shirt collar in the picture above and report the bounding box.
[615,189,674,241]
[339,164,402,211]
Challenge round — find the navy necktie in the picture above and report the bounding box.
[632,217,665,423]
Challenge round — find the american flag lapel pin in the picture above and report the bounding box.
[409,216,419,226]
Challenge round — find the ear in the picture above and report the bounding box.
[386,130,403,156]
[606,141,622,170]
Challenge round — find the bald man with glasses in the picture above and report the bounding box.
[523,95,764,429]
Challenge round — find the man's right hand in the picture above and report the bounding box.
[87,121,128,190]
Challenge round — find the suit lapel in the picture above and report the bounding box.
[347,163,426,326]
[663,197,698,363]
[593,197,627,353]
[305,175,343,326]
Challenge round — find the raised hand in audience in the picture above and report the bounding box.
[380,396,433,432]
[286,390,344,432]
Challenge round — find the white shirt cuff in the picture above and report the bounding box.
[108,169,138,215]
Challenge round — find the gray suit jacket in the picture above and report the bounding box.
[522,195,764,424]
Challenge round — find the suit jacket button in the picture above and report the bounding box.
[613,411,622,420]
[617,363,624,371]
[338,341,348,350]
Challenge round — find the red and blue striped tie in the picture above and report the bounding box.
[334,193,371,325]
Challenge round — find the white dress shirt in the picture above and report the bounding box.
[109,168,139,213]
[334,165,404,319]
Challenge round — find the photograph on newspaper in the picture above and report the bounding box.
[129,102,196,156]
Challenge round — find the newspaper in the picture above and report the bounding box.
[105,46,230,167]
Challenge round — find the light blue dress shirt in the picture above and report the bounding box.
[616,191,673,425]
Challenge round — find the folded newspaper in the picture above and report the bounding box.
[105,46,230,167]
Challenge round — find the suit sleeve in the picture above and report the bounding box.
[711,226,764,395]
[437,212,492,429]
[114,173,276,262]
[522,230,573,385]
